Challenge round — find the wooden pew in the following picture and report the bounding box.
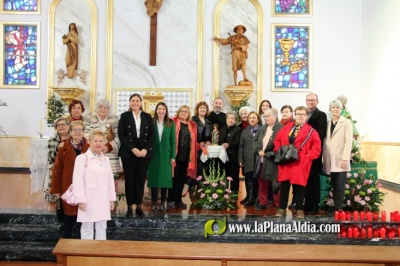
[53,239,400,266]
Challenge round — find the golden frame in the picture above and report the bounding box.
[272,0,312,17]
[271,23,312,92]
[1,0,40,14]
[0,21,40,89]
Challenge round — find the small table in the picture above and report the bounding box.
[199,145,228,163]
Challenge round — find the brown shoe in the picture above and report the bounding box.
[275,209,286,217]
[296,210,305,219]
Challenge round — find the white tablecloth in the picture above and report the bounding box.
[30,138,49,194]
[200,145,228,163]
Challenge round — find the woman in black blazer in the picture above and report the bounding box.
[118,94,155,217]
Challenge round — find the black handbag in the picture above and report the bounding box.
[274,129,314,165]
[56,198,65,222]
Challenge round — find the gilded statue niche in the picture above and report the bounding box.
[48,0,97,111]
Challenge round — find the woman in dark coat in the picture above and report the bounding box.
[118,93,155,218]
[253,108,283,210]
[147,102,176,211]
[219,111,241,198]
[274,106,321,219]
[51,120,89,238]
[238,111,261,205]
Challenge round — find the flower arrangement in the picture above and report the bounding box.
[192,160,237,210]
[321,170,385,212]
[113,172,125,206]
[46,95,66,127]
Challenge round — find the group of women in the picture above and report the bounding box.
[47,93,353,241]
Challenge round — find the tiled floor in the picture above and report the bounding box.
[1,171,399,218]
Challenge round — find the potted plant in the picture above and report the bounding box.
[46,95,66,126]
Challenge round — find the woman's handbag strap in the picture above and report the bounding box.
[300,128,314,149]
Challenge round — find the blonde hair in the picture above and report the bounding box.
[88,129,106,141]
[176,105,191,122]
[69,120,85,131]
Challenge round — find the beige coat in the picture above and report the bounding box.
[323,116,353,174]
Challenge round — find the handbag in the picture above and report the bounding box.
[274,129,314,165]
[55,198,65,222]
[61,153,88,206]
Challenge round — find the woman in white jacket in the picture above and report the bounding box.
[323,99,353,213]
[73,130,116,240]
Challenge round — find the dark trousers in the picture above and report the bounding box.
[330,172,347,210]
[243,171,254,198]
[225,161,240,192]
[304,161,321,210]
[151,188,167,203]
[279,181,306,210]
[168,161,188,204]
[63,215,77,239]
[122,156,151,206]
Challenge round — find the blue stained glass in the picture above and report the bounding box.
[276,0,309,14]
[3,25,37,86]
[3,0,37,11]
[274,26,309,89]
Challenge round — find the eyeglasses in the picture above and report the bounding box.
[180,110,188,113]
[263,115,272,118]
[72,128,83,133]
[306,99,316,102]
[295,113,307,117]
[56,123,67,127]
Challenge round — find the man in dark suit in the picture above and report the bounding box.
[207,97,227,132]
[304,93,327,214]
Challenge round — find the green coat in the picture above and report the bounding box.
[148,121,176,188]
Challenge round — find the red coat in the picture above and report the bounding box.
[274,122,321,186]
[50,138,89,215]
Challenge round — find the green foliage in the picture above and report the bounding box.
[46,96,66,126]
[230,97,250,123]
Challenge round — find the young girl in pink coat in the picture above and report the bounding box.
[72,129,116,240]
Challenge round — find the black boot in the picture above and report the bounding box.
[240,180,252,204]
[245,180,258,206]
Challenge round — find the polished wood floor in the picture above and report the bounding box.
[1,171,399,217]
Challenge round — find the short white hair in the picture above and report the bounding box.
[239,106,252,115]
[96,99,111,110]
[329,99,343,111]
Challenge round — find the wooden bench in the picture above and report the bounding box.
[53,239,400,266]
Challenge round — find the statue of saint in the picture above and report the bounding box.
[62,23,79,79]
[211,124,219,146]
[213,25,250,86]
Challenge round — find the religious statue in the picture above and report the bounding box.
[213,25,250,86]
[337,95,359,139]
[211,124,219,146]
[145,0,162,17]
[62,23,79,79]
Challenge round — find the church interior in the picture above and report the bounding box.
[1,0,400,265]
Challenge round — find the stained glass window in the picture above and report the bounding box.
[273,25,310,91]
[274,0,311,15]
[3,0,38,12]
[3,24,38,87]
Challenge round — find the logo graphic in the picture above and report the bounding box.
[204,217,227,237]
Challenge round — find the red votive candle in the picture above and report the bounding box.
[360,211,365,221]
[366,211,372,222]
[381,211,386,222]
[361,228,366,238]
[346,211,351,221]
[395,212,400,222]
[381,227,386,239]
[353,211,359,221]
[368,227,373,238]
[341,227,347,238]
[334,211,339,221]
[348,228,353,238]
[353,227,360,238]
[373,212,379,221]
[374,229,379,238]
[390,212,395,222]
[340,211,346,221]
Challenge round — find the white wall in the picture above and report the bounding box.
[0,0,397,143]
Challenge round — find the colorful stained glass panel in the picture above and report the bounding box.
[3,0,38,12]
[273,0,312,16]
[2,23,39,88]
[272,24,311,91]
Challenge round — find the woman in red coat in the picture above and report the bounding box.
[51,120,89,238]
[274,106,321,219]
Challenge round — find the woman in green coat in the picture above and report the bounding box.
[148,102,176,211]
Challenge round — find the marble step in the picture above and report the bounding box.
[0,241,55,262]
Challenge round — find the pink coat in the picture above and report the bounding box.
[274,122,321,187]
[73,150,116,223]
